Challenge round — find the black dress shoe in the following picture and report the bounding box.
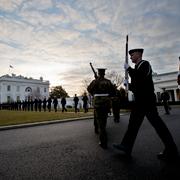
[113,143,131,156]
[157,151,179,161]
[99,142,107,149]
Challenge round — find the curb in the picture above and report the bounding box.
[0,116,94,131]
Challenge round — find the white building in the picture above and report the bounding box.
[127,71,180,102]
[0,74,50,103]
[153,71,180,102]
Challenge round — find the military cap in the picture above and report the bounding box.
[97,68,106,74]
[129,48,144,55]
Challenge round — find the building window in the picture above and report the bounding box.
[44,88,46,93]
[17,96,20,101]
[7,85,11,91]
[25,87,32,92]
[7,96,11,102]
[17,86,20,92]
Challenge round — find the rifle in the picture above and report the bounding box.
[125,35,129,98]
[90,62,98,79]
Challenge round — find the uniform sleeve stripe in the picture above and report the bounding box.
[137,60,151,76]
[136,60,145,70]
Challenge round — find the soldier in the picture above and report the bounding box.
[38,98,42,112]
[73,94,79,113]
[82,92,89,113]
[53,96,58,112]
[47,97,52,112]
[113,48,178,161]
[17,100,22,111]
[61,96,67,112]
[111,84,121,123]
[87,68,116,149]
[42,97,47,112]
[30,98,34,111]
[161,88,171,115]
[34,98,38,112]
[27,99,30,111]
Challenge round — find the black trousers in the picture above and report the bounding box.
[121,103,177,154]
[95,107,108,144]
[162,101,170,114]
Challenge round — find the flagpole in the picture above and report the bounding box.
[9,65,14,75]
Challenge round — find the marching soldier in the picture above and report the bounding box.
[161,88,171,115]
[38,98,42,112]
[82,92,89,113]
[47,97,52,112]
[113,48,178,161]
[73,94,79,113]
[61,96,67,112]
[87,68,115,149]
[53,96,58,112]
[111,84,121,123]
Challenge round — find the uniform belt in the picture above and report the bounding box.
[94,94,109,97]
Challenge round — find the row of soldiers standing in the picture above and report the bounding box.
[3,97,58,112]
[1,95,91,113]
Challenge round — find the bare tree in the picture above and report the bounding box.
[82,77,92,93]
[106,70,123,88]
[82,71,123,91]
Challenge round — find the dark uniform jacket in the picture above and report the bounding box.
[87,77,115,108]
[127,60,156,106]
[161,92,170,102]
[87,77,115,95]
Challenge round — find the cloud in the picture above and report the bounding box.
[0,0,180,96]
[0,0,23,12]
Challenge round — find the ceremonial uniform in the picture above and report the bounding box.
[113,48,178,160]
[161,90,170,114]
[111,87,121,123]
[82,93,89,113]
[87,68,115,148]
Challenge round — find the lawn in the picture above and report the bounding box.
[0,109,93,127]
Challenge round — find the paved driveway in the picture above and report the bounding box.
[0,106,180,179]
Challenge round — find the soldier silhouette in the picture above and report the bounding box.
[82,92,89,113]
[73,94,79,113]
[113,48,178,161]
[161,88,171,115]
[87,68,116,149]
[61,96,67,112]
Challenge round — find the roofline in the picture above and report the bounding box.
[153,71,178,76]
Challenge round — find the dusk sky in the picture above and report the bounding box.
[0,0,180,96]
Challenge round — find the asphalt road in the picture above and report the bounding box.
[0,106,180,180]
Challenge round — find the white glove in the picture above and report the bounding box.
[124,63,130,70]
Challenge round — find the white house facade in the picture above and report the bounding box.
[127,71,180,102]
[0,74,50,103]
[153,71,180,102]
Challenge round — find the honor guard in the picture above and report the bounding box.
[87,68,116,149]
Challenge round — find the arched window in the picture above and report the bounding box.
[25,87,32,92]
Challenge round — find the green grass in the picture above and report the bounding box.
[0,109,93,127]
